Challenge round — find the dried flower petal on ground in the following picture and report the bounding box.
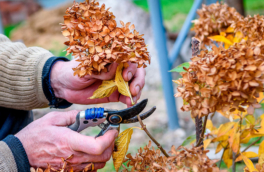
[62,0,150,77]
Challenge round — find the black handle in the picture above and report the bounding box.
[68,112,80,131]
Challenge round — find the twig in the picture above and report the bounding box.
[259,98,264,104]
[235,136,263,159]
[219,146,228,169]
[232,151,237,172]
[196,115,208,147]
[218,148,226,170]
[137,115,169,157]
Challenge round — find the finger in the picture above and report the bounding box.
[129,68,145,97]
[119,95,137,107]
[70,129,118,155]
[71,162,106,171]
[65,80,111,104]
[89,63,118,80]
[45,110,80,126]
[136,90,142,101]
[122,62,137,82]
[70,142,115,163]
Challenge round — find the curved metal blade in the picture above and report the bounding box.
[122,106,156,123]
[106,99,148,123]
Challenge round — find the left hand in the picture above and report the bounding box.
[50,60,145,107]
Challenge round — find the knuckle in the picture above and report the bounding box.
[94,145,104,155]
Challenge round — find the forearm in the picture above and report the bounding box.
[0,34,52,110]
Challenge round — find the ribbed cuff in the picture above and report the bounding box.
[3,135,30,172]
[42,57,72,109]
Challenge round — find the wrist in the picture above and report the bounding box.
[50,61,65,99]
[42,57,72,109]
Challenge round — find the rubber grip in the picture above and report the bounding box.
[68,113,80,131]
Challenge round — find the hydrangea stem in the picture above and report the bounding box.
[137,115,169,157]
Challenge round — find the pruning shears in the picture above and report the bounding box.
[68,99,155,137]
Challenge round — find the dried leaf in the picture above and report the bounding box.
[89,80,117,99]
[112,127,136,172]
[115,63,134,104]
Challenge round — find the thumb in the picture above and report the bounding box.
[88,63,118,80]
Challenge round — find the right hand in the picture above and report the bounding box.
[15,110,118,171]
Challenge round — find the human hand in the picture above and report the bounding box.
[50,60,145,107]
[15,110,118,171]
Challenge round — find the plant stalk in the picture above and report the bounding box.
[137,115,169,157]
[218,146,227,169]
[232,151,236,172]
[196,115,208,147]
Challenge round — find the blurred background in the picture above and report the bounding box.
[1,0,264,171]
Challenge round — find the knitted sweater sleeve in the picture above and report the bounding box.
[0,34,53,110]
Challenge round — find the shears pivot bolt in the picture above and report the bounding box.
[109,115,122,124]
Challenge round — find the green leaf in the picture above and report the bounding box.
[170,62,190,73]
[181,134,196,146]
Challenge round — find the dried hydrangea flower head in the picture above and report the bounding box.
[61,0,150,77]
[232,14,264,42]
[175,42,264,118]
[123,141,219,172]
[192,2,242,47]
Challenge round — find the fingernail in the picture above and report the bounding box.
[133,96,137,103]
[135,85,140,94]
[128,72,132,80]
[115,132,118,138]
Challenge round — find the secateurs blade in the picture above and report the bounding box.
[68,99,156,137]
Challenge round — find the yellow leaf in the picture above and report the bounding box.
[212,135,229,142]
[241,154,257,172]
[245,115,255,125]
[204,139,212,149]
[240,129,252,144]
[206,120,216,131]
[208,35,233,45]
[223,148,233,168]
[217,122,235,137]
[215,143,223,154]
[228,123,239,147]
[89,80,117,99]
[236,152,258,162]
[226,26,235,33]
[115,63,134,104]
[259,140,264,155]
[231,132,240,153]
[112,127,135,171]
[226,34,234,42]
[235,31,243,40]
[224,43,232,49]
[258,154,264,166]
[220,32,226,37]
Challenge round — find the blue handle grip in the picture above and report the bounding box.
[85,107,104,120]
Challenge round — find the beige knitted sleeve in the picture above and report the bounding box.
[0,141,17,172]
[0,34,54,110]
